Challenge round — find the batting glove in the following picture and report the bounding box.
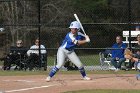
[85,35,90,43]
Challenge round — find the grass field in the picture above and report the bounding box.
[0,54,100,66]
[0,70,138,76]
[64,89,140,93]
[47,54,99,66]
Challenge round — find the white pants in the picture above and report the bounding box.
[56,47,83,69]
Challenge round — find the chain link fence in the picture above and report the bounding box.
[0,0,140,71]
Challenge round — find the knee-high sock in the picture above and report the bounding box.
[79,67,86,77]
[49,66,59,77]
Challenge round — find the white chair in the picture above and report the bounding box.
[99,51,126,70]
[99,52,114,70]
[123,30,140,69]
[123,31,140,44]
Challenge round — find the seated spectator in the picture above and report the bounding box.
[27,39,47,70]
[131,34,140,68]
[124,50,140,80]
[133,34,140,58]
[111,36,127,71]
[3,40,27,70]
[125,52,139,68]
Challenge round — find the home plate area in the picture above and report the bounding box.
[0,74,140,93]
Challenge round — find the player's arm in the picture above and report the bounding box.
[77,35,90,45]
[72,35,90,45]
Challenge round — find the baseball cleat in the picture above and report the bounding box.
[136,75,138,80]
[45,76,51,82]
[83,76,91,80]
[136,74,140,80]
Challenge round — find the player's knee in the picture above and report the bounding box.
[56,64,62,69]
[78,66,84,70]
[77,64,84,69]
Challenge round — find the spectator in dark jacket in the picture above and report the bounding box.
[3,40,27,70]
[111,36,127,71]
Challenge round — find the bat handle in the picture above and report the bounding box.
[84,33,87,36]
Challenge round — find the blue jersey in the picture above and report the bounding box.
[112,42,127,58]
[61,32,85,50]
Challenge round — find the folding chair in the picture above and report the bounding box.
[29,54,47,71]
[99,50,112,70]
[99,49,130,70]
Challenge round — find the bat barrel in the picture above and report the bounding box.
[74,14,86,35]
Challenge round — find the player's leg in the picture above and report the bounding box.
[46,48,66,81]
[67,51,91,80]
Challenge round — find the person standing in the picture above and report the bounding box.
[46,21,91,81]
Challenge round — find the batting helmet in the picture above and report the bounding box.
[69,21,80,29]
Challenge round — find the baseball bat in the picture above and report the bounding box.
[74,14,86,35]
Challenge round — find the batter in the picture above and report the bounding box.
[46,21,91,81]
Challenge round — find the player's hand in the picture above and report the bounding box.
[85,35,90,43]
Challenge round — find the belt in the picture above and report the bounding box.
[65,48,73,51]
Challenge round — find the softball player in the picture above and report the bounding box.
[46,21,91,81]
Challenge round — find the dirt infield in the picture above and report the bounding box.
[0,74,140,93]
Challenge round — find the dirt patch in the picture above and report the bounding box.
[0,74,140,93]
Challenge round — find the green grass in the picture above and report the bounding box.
[0,61,3,65]
[79,55,99,66]
[64,89,140,93]
[0,54,138,76]
[47,54,100,66]
[0,70,138,76]
[0,71,48,76]
[0,54,100,66]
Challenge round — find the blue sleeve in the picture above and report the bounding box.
[123,43,127,48]
[80,36,85,40]
[120,43,127,58]
[112,43,126,58]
